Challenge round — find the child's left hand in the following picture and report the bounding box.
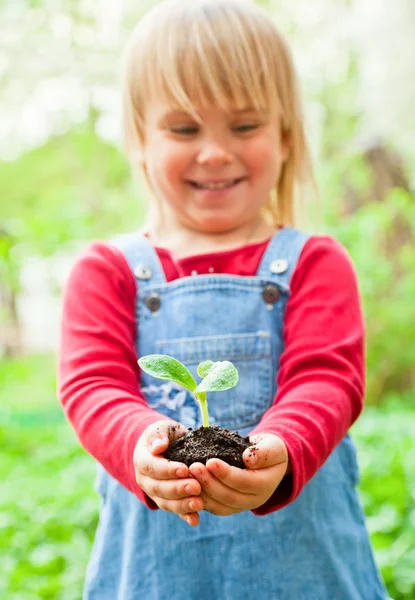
[187,433,289,517]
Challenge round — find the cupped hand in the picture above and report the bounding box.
[189,433,289,516]
[133,420,204,526]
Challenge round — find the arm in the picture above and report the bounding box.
[191,236,364,515]
[58,241,168,507]
[251,235,365,513]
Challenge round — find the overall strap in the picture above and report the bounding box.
[110,231,166,285]
[257,226,311,292]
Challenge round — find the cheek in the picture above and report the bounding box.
[145,140,185,186]
[159,142,191,182]
[244,137,280,177]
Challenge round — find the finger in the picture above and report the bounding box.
[205,458,285,495]
[200,492,244,517]
[243,434,288,470]
[190,463,255,509]
[157,495,204,515]
[143,421,187,455]
[142,476,201,501]
[204,459,257,494]
[179,513,200,527]
[136,452,191,480]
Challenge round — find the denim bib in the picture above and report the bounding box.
[83,228,386,600]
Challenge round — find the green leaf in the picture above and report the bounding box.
[138,355,197,392]
[197,360,215,378]
[194,361,238,393]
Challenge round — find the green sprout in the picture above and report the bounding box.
[138,355,239,427]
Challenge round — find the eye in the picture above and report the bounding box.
[232,122,260,133]
[168,125,199,136]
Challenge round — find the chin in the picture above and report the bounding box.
[194,218,236,234]
[190,210,242,232]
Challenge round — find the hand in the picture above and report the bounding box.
[189,433,289,516]
[133,420,204,526]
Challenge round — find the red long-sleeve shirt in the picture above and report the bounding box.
[58,233,365,514]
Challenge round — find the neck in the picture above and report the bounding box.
[147,217,276,258]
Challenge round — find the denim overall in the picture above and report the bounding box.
[84,227,386,600]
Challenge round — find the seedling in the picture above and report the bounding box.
[138,355,239,427]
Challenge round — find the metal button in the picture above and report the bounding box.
[134,265,152,280]
[145,292,161,312]
[270,259,288,274]
[262,284,280,304]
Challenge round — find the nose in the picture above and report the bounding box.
[196,139,233,166]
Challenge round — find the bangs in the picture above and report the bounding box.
[124,0,285,129]
[122,0,315,228]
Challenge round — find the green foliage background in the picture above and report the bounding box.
[1,357,415,599]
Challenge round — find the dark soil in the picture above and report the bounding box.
[164,425,251,469]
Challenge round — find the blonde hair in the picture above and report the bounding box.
[122,0,315,227]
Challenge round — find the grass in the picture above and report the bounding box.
[0,424,97,599]
[1,354,414,599]
[0,355,97,599]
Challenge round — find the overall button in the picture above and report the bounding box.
[262,284,280,304]
[270,259,288,274]
[145,292,161,312]
[134,265,152,280]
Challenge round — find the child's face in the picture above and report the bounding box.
[140,101,288,235]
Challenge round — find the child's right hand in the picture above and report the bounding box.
[133,420,204,526]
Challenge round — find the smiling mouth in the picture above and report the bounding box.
[188,178,244,190]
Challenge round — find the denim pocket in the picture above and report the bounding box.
[155,330,273,430]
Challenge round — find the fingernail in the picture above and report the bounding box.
[189,500,197,511]
[190,468,201,477]
[176,468,187,478]
[151,438,166,452]
[185,484,194,495]
[207,460,220,471]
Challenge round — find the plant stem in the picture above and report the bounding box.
[195,392,209,427]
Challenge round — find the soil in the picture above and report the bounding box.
[164,425,252,469]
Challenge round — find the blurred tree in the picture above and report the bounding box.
[0,117,143,356]
[343,140,413,257]
[0,0,414,386]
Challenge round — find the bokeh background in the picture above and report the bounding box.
[1,0,414,598]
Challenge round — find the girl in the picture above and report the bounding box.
[58,1,387,598]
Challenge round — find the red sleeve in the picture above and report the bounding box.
[57,241,166,509]
[251,236,365,514]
